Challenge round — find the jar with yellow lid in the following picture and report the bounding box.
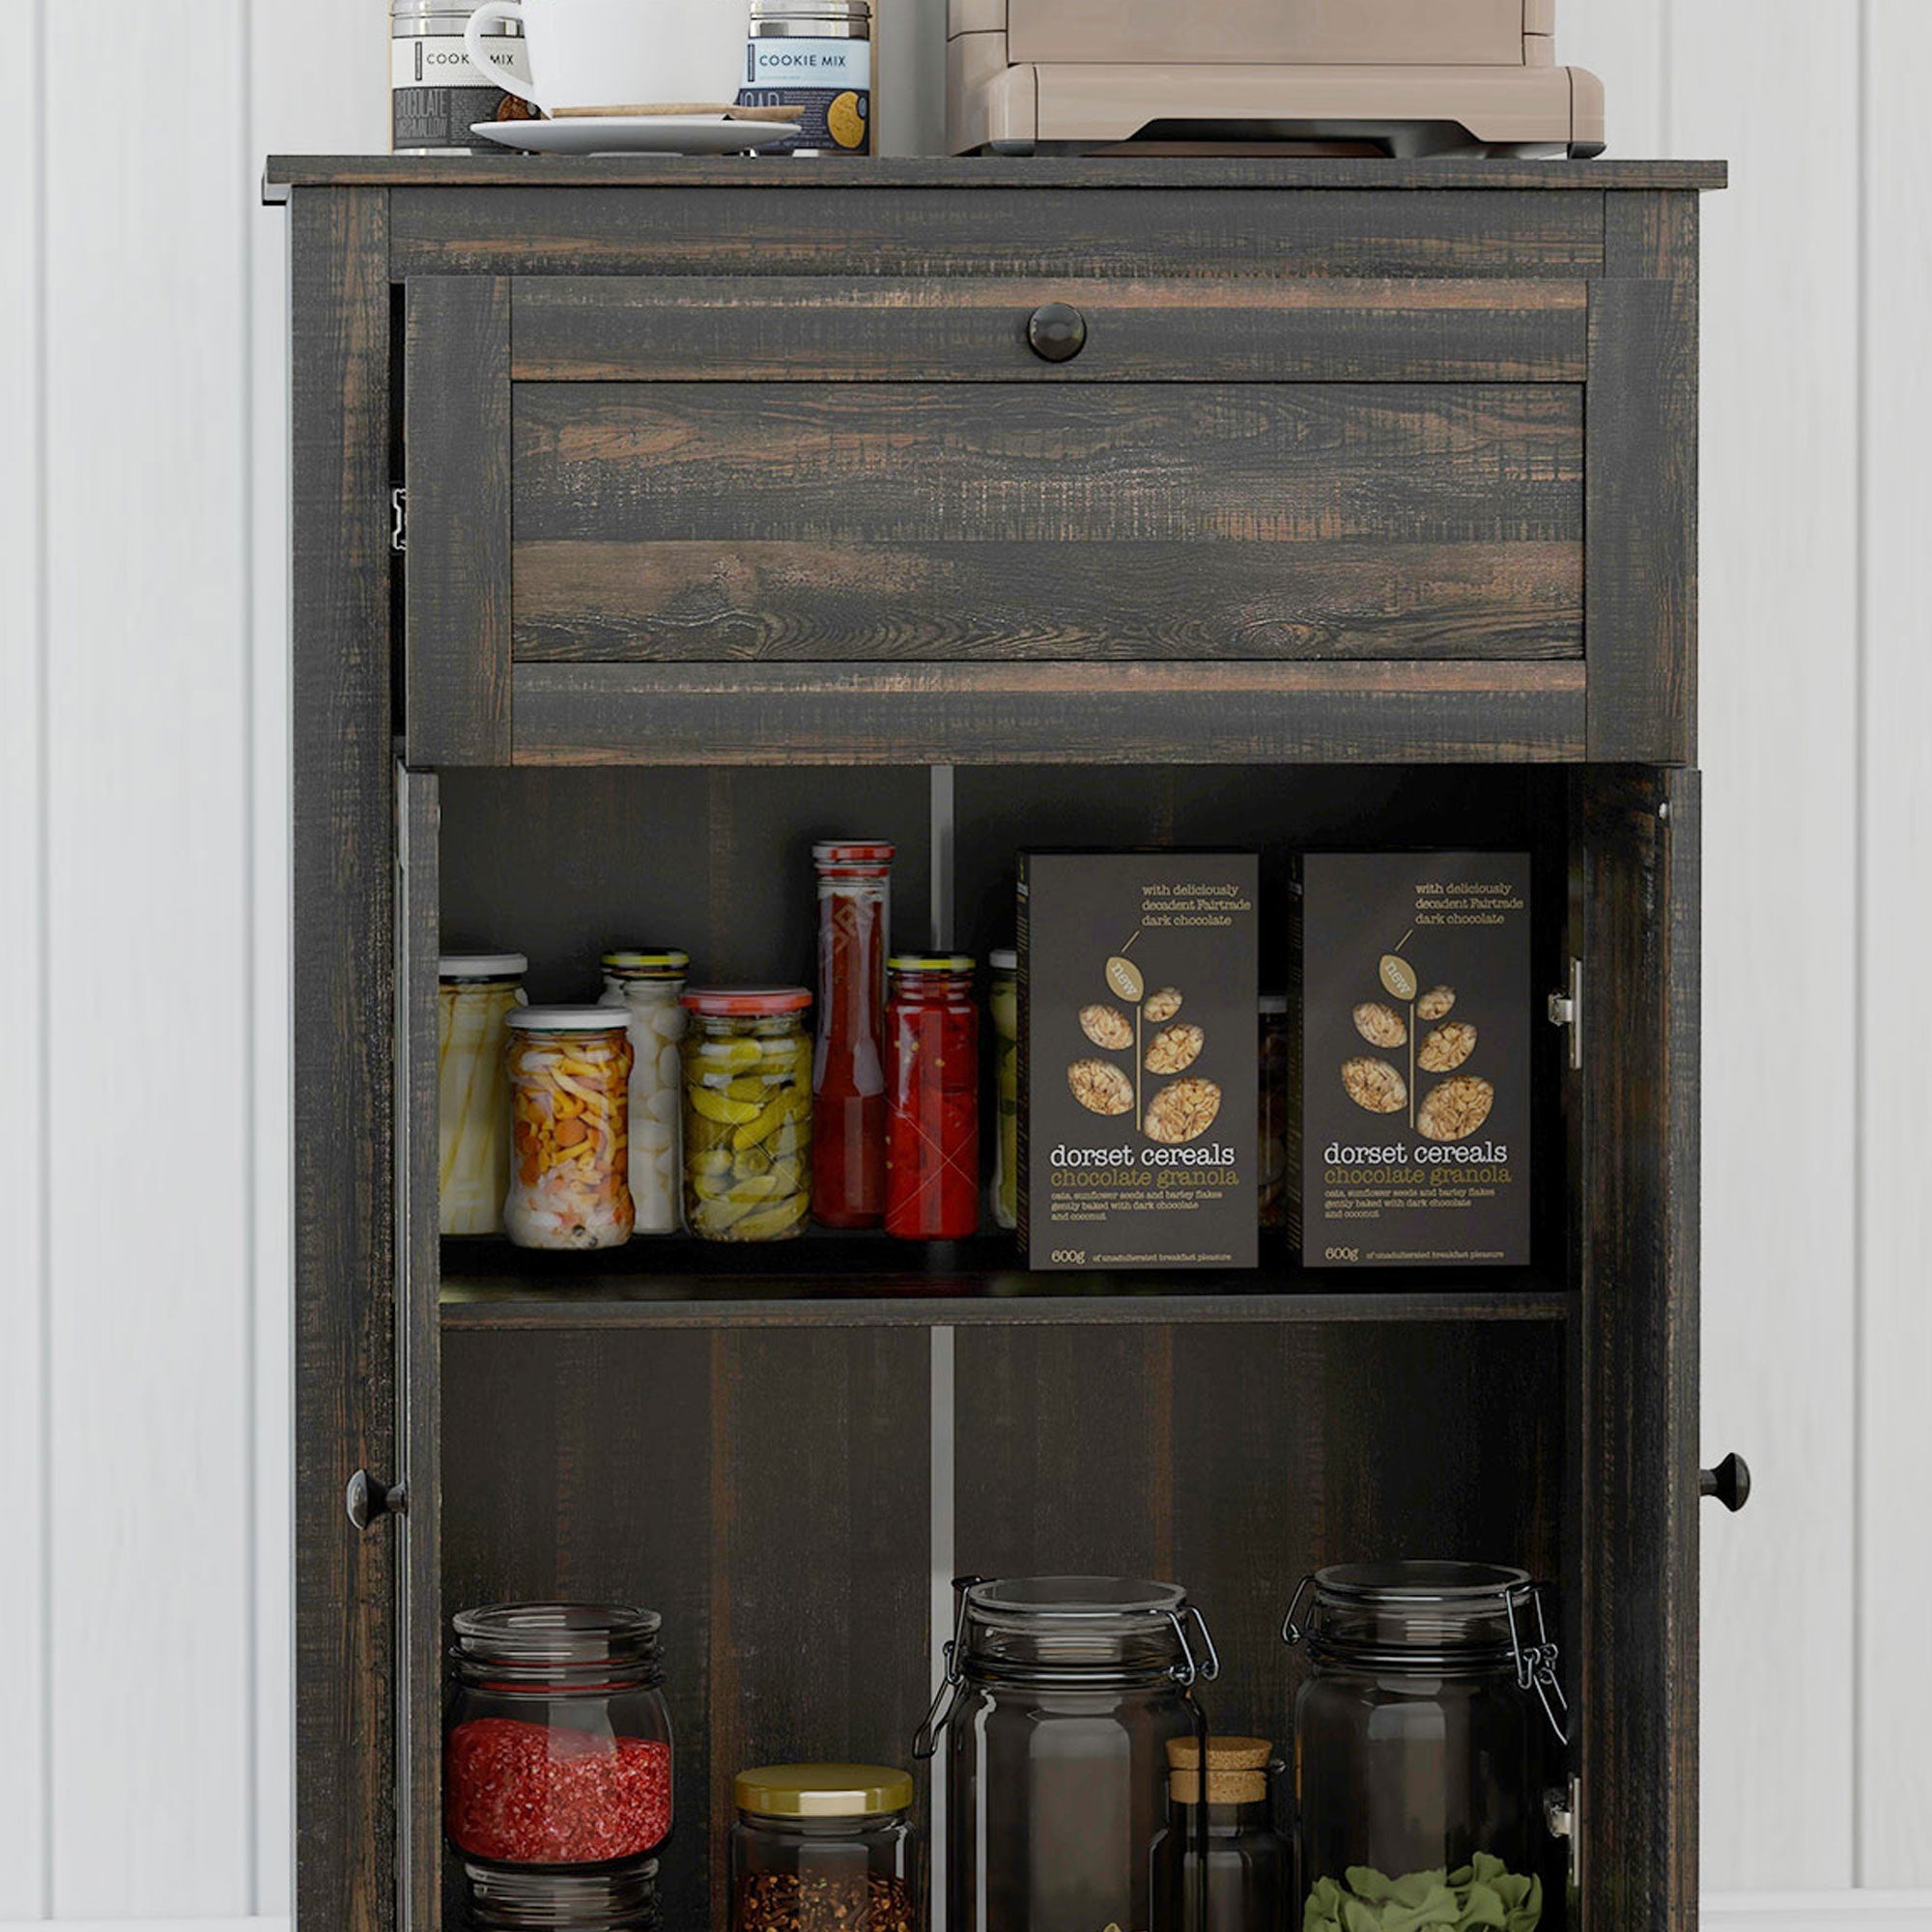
[1149,1736,1289,1932]
[729,1764,919,1932]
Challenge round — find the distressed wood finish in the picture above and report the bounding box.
[291,185,396,1932]
[404,278,512,765]
[509,660,1586,765]
[1576,768,1701,1932]
[510,276,1591,384]
[440,1328,930,1930]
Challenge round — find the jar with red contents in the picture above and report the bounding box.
[883,953,980,1240]
[446,1605,674,1877]
[811,839,894,1229]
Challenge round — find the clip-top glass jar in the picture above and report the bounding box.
[505,1009,635,1250]
[681,988,813,1241]
[918,1575,1219,1932]
[812,841,893,1228]
[988,949,1018,1231]
[599,950,690,1236]
[730,1764,919,1932]
[1150,1736,1289,1932]
[885,953,980,1240]
[466,1861,662,1929]
[439,952,527,1235]
[1283,1563,1566,1932]
[445,1605,673,1875]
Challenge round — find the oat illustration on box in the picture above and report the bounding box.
[1065,928,1222,1144]
[1343,929,1493,1142]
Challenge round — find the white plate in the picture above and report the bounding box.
[470,115,792,156]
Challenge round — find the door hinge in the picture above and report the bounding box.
[390,485,408,554]
[1544,1774,1582,1895]
[1547,956,1582,1071]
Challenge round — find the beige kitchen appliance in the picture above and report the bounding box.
[949,0,1603,156]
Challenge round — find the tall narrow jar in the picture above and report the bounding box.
[884,953,980,1240]
[988,949,1018,1232]
[599,950,689,1236]
[438,952,526,1236]
[811,841,893,1228]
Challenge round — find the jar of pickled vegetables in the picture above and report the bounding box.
[439,952,527,1236]
[1259,994,1291,1233]
[505,1009,635,1250]
[988,948,1018,1232]
[885,954,979,1240]
[600,951,690,1236]
[680,989,812,1242]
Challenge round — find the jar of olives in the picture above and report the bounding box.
[680,989,813,1242]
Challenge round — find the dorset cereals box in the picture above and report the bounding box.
[1292,853,1530,1267]
[1019,852,1259,1270]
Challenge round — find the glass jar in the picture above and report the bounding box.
[599,950,690,1236]
[445,1605,673,1873]
[729,1764,919,1932]
[740,0,873,156]
[439,952,527,1236]
[884,953,980,1240]
[466,1861,662,1929]
[811,840,893,1229]
[918,1575,1220,1932]
[1283,1563,1565,1932]
[1258,995,1290,1234]
[988,948,1019,1232]
[505,1009,635,1250]
[1149,1737,1289,1932]
[681,988,813,1241]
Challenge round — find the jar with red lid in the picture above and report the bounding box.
[883,953,980,1240]
[445,1604,674,1876]
[811,840,894,1229]
[681,987,813,1241]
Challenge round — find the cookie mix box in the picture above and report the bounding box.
[1292,852,1531,1267]
[1018,851,1259,1271]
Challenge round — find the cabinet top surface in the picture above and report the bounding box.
[262,153,1725,203]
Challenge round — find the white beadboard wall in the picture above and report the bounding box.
[2,0,1927,1922]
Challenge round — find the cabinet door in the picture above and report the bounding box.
[1574,767,1700,1928]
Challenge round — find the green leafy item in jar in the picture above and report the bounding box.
[1303,1856,1542,1932]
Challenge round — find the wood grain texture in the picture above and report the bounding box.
[513,538,1583,665]
[1575,768,1700,1932]
[387,185,1608,280]
[510,276,1590,384]
[405,278,512,765]
[440,1328,929,1930]
[509,660,1587,766]
[291,185,397,1932]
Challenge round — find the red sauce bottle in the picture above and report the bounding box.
[811,840,894,1228]
[884,953,980,1241]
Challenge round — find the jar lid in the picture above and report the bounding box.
[888,952,975,974]
[1165,1736,1272,1773]
[440,952,527,980]
[680,986,811,1016]
[602,949,691,976]
[450,1603,664,1683]
[989,948,1017,972]
[813,839,895,873]
[506,1006,630,1033]
[961,1576,1198,1677]
[1259,992,1289,1014]
[753,0,871,19]
[1299,1561,1531,1663]
[732,1763,913,1818]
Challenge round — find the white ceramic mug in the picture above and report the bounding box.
[464,0,749,116]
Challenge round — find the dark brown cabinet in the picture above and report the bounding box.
[269,155,1722,1932]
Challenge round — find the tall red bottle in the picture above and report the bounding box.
[811,840,893,1227]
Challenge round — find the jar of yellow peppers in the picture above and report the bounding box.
[504,1008,635,1250]
[680,989,812,1242]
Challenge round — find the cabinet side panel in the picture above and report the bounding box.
[292,185,397,1932]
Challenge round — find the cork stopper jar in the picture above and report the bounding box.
[1151,1736,1290,1932]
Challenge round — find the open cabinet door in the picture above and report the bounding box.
[1574,767,1700,1929]
[396,766,443,1932]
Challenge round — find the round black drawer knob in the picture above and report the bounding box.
[1699,1452,1751,1513]
[1027,302,1088,363]
[346,1469,408,1531]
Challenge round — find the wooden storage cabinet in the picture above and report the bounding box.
[270,157,1720,1932]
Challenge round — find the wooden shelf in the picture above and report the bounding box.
[440,1234,1570,1328]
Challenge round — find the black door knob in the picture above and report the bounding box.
[1699,1452,1750,1512]
[1027,302,1087,363]
[346,1469,408,1531]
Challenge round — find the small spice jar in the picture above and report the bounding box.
[505,1009,635,1250]
[1149,1736,1290,1932]
[739,0,873,156]
[884,953,980,1240]
[987,948,1018,1232]
[1258,994,1291,1234]
[599,950,690,1236]
[681,988,813,1241]
[445,1605,673,1873]
[467,1861,663,1929]
[730,1764,919,1932]
[439,952,527,1236]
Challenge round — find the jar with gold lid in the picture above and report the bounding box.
[729,1764,919,1932]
